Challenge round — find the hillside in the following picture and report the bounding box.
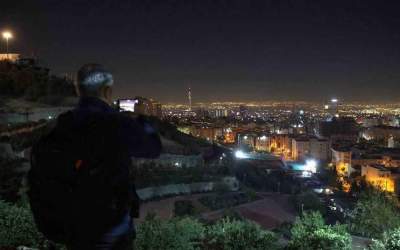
[0,60,76,106]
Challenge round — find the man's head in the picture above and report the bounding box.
[76,64,114,104]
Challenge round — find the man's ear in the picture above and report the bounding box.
[74,84,81,97]
[102,85,113,103]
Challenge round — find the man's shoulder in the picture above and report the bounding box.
[100,111,137,127]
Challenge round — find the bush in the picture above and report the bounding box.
[174,200,196,217]
[0,200,42,248]
[0,61,75,101]
[135,216,204,250]
[273,221,293,239]
[246,189,258,201]
[198,192,257,210]
[288,211,351,250]
[291,191,325,215]
[306,227,352,250]
[204,218,278,250]
[349,190,400,238]
[213,182,230,194]
[220,208,243,221]
[0,157,26,203]
[135,216,277,250]
[369,227,400,250]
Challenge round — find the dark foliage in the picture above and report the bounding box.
[174,200,196,217]
[0,157,26,203]
[198,192,259,210]
[0,61,75,103]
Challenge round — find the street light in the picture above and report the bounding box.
[305,159,318,173]
[2,31,13,59]
[235,150,247,159]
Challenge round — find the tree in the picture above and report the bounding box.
[135,216,204,250]
[174,200,196,217]
[306,227,352,250]
[349,175,370,196]
[0,200,43,248]
[291,191,325,215]
[204,218,278,250]
[369,227,400,250]
[288,211,352,250]
[0,60,75,102]
[0,157,26,203]
[349,189,400,238]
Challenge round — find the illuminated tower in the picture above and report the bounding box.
[188,87,192,111]
[324,98,340,120]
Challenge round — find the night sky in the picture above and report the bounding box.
[1,0,400,103]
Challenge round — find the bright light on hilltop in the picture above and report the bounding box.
[305,159,318,173]
[235,150,247,159]
[2,31,12,39]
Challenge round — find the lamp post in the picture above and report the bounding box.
[2,31,13,59]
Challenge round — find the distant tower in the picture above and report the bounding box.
[388,136,395,148]
[325,98,340,120]
[188,86,192,111]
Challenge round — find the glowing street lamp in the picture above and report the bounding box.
[305,159,318,173]
[235,150,247,159]
[2,31,13,59]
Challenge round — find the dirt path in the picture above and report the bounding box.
[136,193,212,223]
[137,192,296,230]
[201,193,296,230]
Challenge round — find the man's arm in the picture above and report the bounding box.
[119,114,162,158]
[117,114,161,219]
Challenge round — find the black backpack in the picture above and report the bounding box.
[28,111,131,244]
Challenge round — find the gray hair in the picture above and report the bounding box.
[77,64,113,96]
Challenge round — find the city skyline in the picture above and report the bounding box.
[1,0,400,103]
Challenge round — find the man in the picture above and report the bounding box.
[28,64,161,250]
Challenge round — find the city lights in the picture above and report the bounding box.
[2,2,400,248]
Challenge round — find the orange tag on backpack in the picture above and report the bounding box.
[75,159,83,170]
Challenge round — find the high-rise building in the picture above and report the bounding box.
[331,146,352,177]
[0,53,20,62]
[292,136,329,161]
[239,105,248,119]
[188,87,192,111]
[151,100,163,118]
[255,135,270,152]
[317,117,359,144]
[213,109,228,118]
[361,165,399,193]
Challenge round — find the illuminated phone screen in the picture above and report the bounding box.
[119,99,139,112]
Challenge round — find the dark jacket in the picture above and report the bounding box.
[69,97,161,240]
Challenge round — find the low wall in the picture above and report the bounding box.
[137,176,239,201]
[137,182,213,201]
[0,107,71,125]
